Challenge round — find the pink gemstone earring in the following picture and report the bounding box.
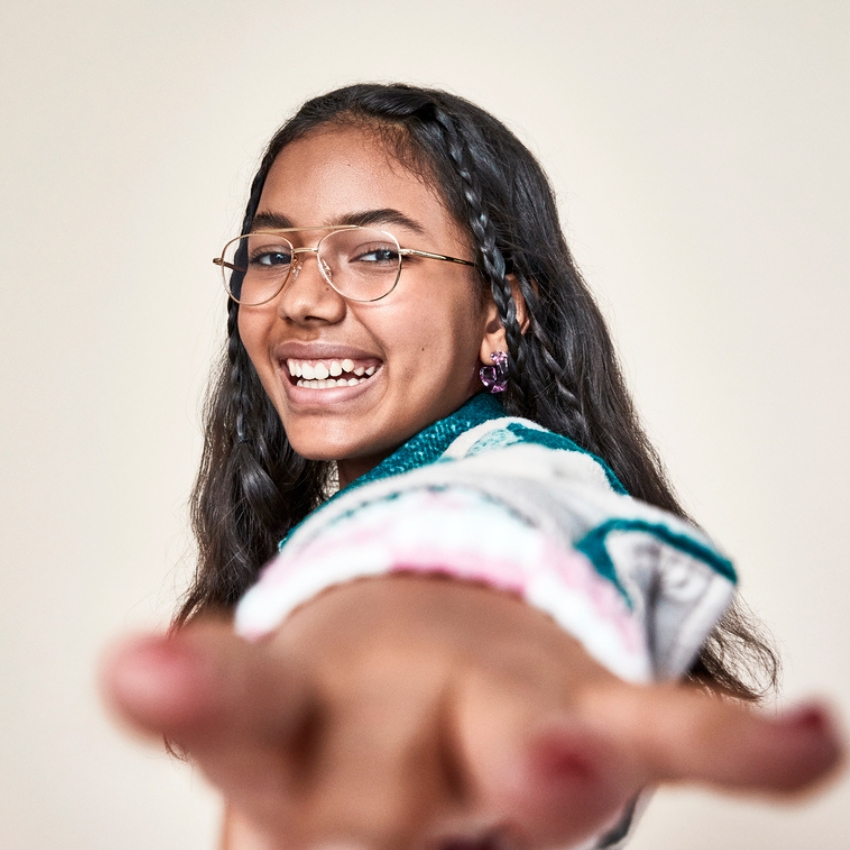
[479,351,508,393]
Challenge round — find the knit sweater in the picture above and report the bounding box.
[235,393,737,848]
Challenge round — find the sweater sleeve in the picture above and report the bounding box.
[235,441,735,685]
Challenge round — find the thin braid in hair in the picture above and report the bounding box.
[429,106,531,408]
[523,293,594,447]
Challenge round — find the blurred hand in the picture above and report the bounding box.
[101,575,843,850]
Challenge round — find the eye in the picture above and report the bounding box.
[351,241,400,265]
[249,246,292,268]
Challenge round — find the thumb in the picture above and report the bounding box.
[101,619,315,833]
[100,618,311,756]
[586,684,845,796]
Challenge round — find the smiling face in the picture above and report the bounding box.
[238,125,503,487]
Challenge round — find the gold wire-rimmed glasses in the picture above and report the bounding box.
[214,225,475,305]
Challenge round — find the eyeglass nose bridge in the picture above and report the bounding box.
[288,244,334,285]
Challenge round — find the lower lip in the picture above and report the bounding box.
[280,367,381,406]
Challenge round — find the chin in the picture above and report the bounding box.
[288,442,345,463]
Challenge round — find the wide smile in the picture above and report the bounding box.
[286,357,378,389]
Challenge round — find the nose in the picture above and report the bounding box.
[276,246,346,325]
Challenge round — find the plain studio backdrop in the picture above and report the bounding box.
[1,1,847,847]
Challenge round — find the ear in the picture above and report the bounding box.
[479,274,531,363]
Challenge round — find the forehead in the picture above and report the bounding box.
[257,126,457,236]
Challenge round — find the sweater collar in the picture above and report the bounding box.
[345,392,505,493]
[278,394,505,551]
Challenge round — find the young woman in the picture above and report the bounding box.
[104,84,843,850]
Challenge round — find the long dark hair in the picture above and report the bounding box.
[178,83,776,698]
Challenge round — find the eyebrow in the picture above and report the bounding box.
[250,208,428,236]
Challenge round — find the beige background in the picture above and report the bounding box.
[1,1,848,847]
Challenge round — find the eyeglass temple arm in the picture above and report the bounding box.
[401,249,475,267]
[213,257,245,272]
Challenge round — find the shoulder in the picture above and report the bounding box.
[437,412,627,495]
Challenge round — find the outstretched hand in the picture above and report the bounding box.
[102,576,843,850]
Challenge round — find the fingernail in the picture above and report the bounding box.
[125,637,201,685]
[103,635,208,718]
[536,743,595,781]
[530,728,600,782]
[774,705,831,735]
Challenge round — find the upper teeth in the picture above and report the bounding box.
[287,359,376,381]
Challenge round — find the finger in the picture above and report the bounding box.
[101,620,310,744]
[503,719,642,849]
[457,673,844,850]
[456,674,642,849]
[100,620,313,827]
[582,685,845,796]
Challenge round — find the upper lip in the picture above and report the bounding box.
[273,342,382,363]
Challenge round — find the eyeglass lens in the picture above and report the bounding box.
[222,228,403,305]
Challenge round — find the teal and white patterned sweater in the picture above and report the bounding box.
[238,393,734,684]
[235,393,737,848]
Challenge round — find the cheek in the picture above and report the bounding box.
[380,299,482,386]
[443,294,489,365]
[405,280,485,349]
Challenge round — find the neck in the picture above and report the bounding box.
[336,452,392,489]
[333,394,505,490]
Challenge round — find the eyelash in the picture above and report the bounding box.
[250,249,292,266]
